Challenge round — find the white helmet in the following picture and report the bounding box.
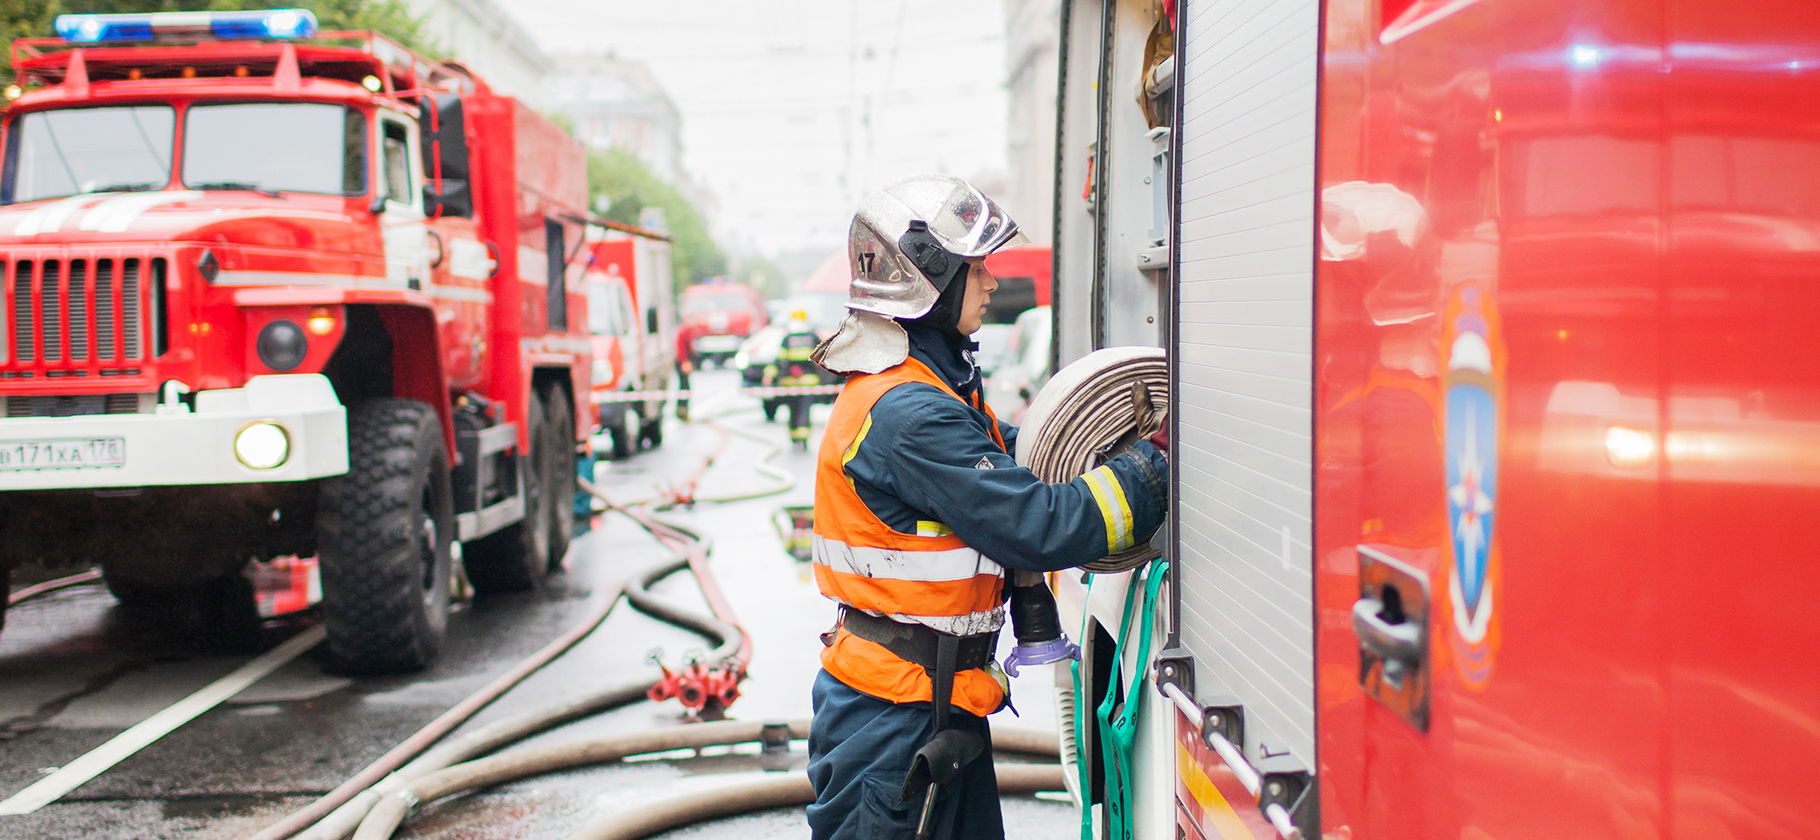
[845,174,1026,320]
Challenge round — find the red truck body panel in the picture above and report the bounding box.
[983,244,1051,307]
[1313,1,1820,837]
[0,34,592,457]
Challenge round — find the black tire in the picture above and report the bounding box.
[763,399,780,422]
[544,385,576,572]
[316,398,453,673]
[608,394,642,460]
[103,566,164,607]
[463,393,552,593]
[0,567,9,639]
[640,378,666,448]
[102,568,262,644]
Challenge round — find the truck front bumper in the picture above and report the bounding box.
[0,374,348,491]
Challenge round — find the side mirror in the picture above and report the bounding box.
[423,179,472,218]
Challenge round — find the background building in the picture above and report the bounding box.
[544,54,687,186]
[1002,0,1062,245]
[406,0,552,107]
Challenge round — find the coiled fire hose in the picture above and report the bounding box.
[257,490,749,840]
[1015,346,1168,573]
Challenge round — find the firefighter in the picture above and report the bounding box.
[765,309,824,449]
[805,174,1169,840]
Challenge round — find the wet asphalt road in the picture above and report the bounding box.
[0,370,1073,840]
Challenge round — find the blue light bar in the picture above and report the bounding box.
[55,9,318,44]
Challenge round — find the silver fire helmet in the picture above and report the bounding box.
[844,174,1027,320]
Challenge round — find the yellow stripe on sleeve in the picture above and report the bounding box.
[1082,467,1124,554]
[1099,464,1136,550]
[916,521,955,537]
[843,414,874,467]
[842,414,874,491]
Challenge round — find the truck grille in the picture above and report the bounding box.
[6,393,149,417]
[4,253,164,378]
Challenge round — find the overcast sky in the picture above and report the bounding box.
[502,0,1009,256]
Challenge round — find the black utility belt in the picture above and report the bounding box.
[840,608,997,673]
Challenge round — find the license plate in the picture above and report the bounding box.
[697,335,742,352]
[0,437,126,470]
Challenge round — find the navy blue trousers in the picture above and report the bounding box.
[807,670,1004,840]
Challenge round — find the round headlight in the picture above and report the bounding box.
[257,319,308,372]
[235,422,290,470]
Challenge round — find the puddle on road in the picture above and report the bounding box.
[160,792,294,820]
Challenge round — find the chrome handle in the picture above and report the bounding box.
[1352,597,1420,661]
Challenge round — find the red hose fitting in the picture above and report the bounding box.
[645,648,684,703]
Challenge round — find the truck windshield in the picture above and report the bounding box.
[4,106,175,203]
[183,103,366,195]
[587,282,625,335]
[684,294,749,313]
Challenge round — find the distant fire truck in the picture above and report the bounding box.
[582,230,675,459]
[1051,0,1820,838]
[0,10,598,673]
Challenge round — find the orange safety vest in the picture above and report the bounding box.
[813,356,1009,716]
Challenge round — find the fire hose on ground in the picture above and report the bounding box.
[255,374,1106,840]
[6,568,103,607]
[338,475,1065,840]
[258,498,755,840]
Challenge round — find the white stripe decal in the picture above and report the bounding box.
[78,191,202,233]
[813,535,1003,582]
[518,245,548,285]
[13,194,101,236]
[428,284,492,302]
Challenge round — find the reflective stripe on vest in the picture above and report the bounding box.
[812,356,1009,714]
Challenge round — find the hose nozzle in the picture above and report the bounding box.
[1004,570,1080,677]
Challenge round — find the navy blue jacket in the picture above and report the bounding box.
[841,326,1167,572]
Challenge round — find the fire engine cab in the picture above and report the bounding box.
[0,10,597,673]
[582,230,676,460]
[1050,0,1820,838]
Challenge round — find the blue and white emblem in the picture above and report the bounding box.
[1443,287,1500,685]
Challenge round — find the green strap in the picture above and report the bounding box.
[1070,574,1095,840]
[1093,558,1167,840]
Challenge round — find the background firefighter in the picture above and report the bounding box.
[804,175,1170,840]
[765,310,825,449]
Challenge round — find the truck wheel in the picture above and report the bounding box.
[544,386,576,572]
[608,396,642,460]
[640,382,665,448]
[317,398,453,673]
[103,566,164,607]
[463,393,552,593]
[0,567,8,638]
[102,569,261,646]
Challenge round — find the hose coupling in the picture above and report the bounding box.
[1004,635,1081,677]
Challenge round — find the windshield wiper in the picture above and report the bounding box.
[90,183,160,193]
[193,181,283,198]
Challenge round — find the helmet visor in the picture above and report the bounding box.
[925,180,1025,258]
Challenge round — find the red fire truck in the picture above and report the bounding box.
[582,231,676,459]
[0,10,595,673]
[1049,0,1820,838]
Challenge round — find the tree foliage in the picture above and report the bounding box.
[0,0,431,83]
[734,253,788,300]
[588,147,725,286]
